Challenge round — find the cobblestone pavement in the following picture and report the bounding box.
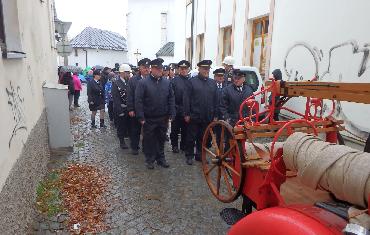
[33,87,240,234]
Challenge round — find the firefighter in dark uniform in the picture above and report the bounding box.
[127,58,151,155]
[214,68,228,119]
[170,60,191,153]
[87,69,106,128]
[112,64,131,149]
[220,69,254,126]
[213,68,227,142]
[183,60,218,165]
[135,58,175,169]
[223,56,235,85]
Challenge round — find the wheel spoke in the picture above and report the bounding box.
[221,141,236,159]
[222,162,240,177]
[209,128,220,155]
[203,147,217,158]
[219,125,225,154]
[221,167,233,196]
[216,167,221,195]
[205,164,217,175]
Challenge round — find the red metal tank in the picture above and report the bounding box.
[229,205,347,235]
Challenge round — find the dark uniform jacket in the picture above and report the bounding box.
[183,74,218,123]
[87,79,105,106]
[111,77,128,116]
[220,84,253,125]
[215,82,228,119]
[171,75,189,117]
[135,75,176,122]
[127,75,144,112]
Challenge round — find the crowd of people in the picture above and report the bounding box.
[64,56,281,170]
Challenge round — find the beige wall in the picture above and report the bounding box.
[0,0,57,190]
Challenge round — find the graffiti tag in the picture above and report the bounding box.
[6,82,27,148]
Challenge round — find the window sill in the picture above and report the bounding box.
[3,51,26,59]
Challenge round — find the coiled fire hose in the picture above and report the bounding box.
[283,132,370,208]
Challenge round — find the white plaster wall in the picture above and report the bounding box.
[203,0,219,67]
[68,48,128,68]
[196,0,206,35]
[269,0,370,137]
[220,0,233,28]
[0,0,57,190]
[127,0,185,65]
[233,0,247,65]
[248,0,270,19]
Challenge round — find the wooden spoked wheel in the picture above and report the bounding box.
[202,120,245,203]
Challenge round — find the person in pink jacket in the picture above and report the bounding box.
[73,72,82,107]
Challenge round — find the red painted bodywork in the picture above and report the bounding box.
[229,206,347,235]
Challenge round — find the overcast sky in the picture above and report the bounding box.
[55,0,128,39]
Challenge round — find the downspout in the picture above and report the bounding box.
[82,48,88,67]
[190,0,195,68]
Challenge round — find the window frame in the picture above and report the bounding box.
[0,0,26,59]
[250,16,269,76]
[221,26,232,61]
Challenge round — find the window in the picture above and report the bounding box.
[0,0,26,58]
[251,16,269,76]
[185,38,192,65]
[160,12,167,46]
[196,34,204,63]
[244,70,259,92]
[0,0,5,51]
[74,48,78,57]
[220,26,232,62]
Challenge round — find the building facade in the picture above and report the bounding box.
[187,0,370,144]
[126,0,186,65]
[0,0,58,232]
[68,27,128,68]
[185,0,271,74]
[268,0,370,143]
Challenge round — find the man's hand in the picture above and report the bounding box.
[140,120,145,125]
[129,111,135,117]
[184,116,190,123]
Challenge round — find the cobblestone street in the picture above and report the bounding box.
[34,87,239,234]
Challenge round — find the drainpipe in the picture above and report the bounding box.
[82,48,88,67]
[190,0,195,68]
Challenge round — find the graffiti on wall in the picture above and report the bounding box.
[283,40,370,139]
[284,40,370,81]
[6,82,27,148]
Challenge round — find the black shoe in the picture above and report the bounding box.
[120,141,128,149]
[91,124,97,129]
[157,160,170,168]
[74,104,80,107]
[100,119,106,128]
[131,149,139,155]
[186,158,193,165]
[146,162,154,170]
[172,147,179,153]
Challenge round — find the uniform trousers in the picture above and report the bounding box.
[142,116,168,164]
[116,114,129,141]
[185,120,210,160]
[170,115,187,150]
[129,117,141,150]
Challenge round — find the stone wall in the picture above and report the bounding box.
[0,111,50,234]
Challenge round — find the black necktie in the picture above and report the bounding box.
[237,86,242,92]
[218,84,222,89]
